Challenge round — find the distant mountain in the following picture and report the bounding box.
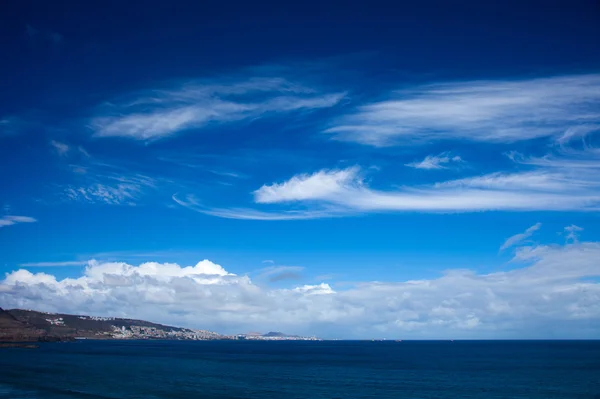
[262,331,298,338]
[1,308,222,342]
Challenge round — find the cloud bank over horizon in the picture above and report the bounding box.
[2,235,599,339]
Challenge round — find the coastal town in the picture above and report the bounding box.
[110,325,222,340]
[1,308,321,343]
[234,332,321,341]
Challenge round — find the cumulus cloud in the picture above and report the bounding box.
[405,152,463,170]
[326,74,600,146]
[253,167,361,204]
[499,223,541,252]
[90,75,345,140]
[0,215,37,228]
[2,240,600,339]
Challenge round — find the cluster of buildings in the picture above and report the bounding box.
[45,317,65,326]
[233,334,321,341]
[110,325,221,340]
[79,316,115,321]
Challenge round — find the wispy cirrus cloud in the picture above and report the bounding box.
[0,117,24,137]
[326,74,600,146]
[172,194,348,221]
[564,225,584,243]
[251,167,600,213]
[499,223,541,252]
[406,152,464,170]
[254,265,305,283]
[189,126,599,219]
[19,261,88,267]
[64,183,143,205]
[90,74,346,141]
[65,172,158,205]
[50,140,70,156]
[177,146,600,219]
[0,215,37,228]
[508,148,600,171]
[58,156,161,205]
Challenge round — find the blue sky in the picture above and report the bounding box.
[1,0,600,339]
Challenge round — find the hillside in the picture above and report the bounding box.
[0,307,47,342]
[1,309,222,341]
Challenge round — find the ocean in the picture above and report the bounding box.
[0,340,598,398]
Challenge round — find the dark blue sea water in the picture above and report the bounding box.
[1,340,599,398]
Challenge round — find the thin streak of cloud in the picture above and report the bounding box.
[50,140,69,156]
[0,215,37,228]
[19,261,88,267]
[172,194,350,220]
[500,223,542,252]
[405,152,464,170]
[78,146,91,158]
[254,265,305,283]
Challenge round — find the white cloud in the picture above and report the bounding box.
[406,152,463,170]
[172,194,350,221]
[499,223,541,252]
[508,149,600,171]
[326,74,600,146]
[255,265,305,283]
[78,146,91,158]
[253,167,361,204]
[19,261,88,267]
[50,140,69,156]
[2,240,600,338]
[65,184,141,205]
[564,225,584,243]
[434,171,584,192]
[90,75,345,140]
[0,215,37,228]
[64,172,158,206]
[196,161,600,219]
[292,283,335,295]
